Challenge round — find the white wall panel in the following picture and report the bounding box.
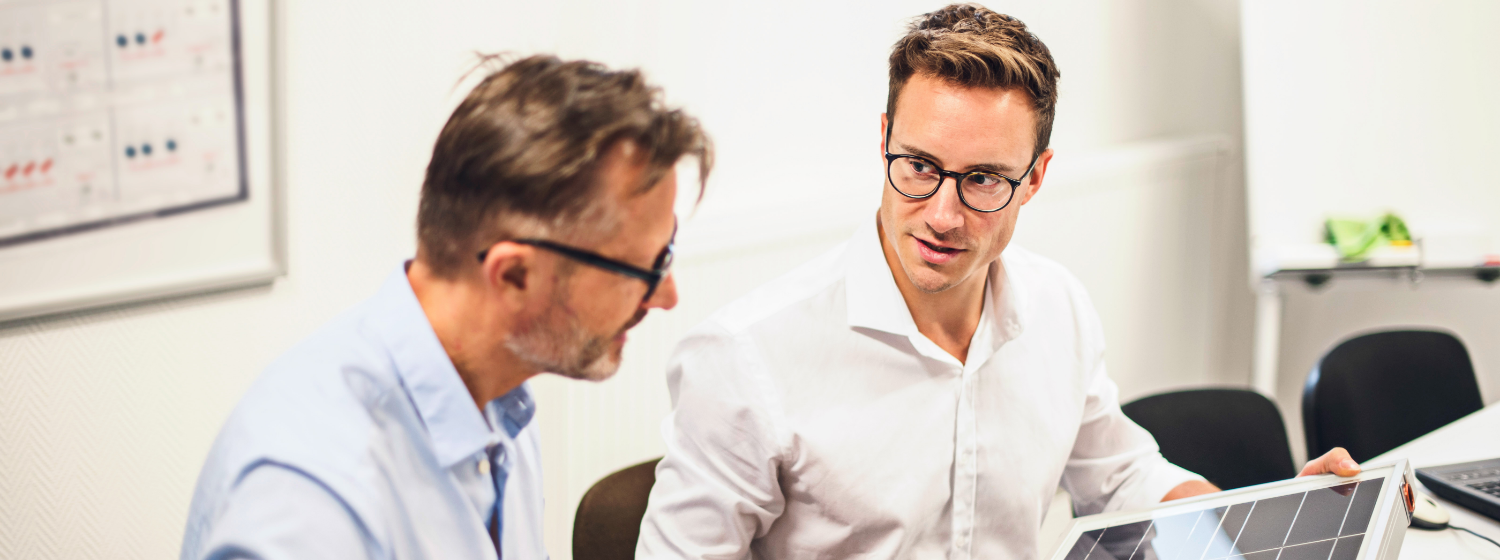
[1015,137,1232,399]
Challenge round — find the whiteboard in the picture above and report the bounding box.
[1241,1,1500,278]
[0,0,281,322]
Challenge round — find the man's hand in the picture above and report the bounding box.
[1161,446,1361,503]
[1299,447,1361,477]
[1162,480,1221,502]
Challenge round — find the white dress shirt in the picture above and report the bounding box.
[181,265,548,560]
[637,219,1202,560]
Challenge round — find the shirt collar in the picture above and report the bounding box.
[844,218,1028,360]
[988,250,1028,352]
[845,217,921,337]
[488,382,536,440]
[363,263,499,468]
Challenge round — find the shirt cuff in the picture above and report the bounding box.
[1136,458,1209,507]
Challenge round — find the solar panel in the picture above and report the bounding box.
[1050,460,1416,560]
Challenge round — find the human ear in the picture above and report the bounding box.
[1019,148,1055,206]
[479,242,535,305]
[880,113,890,154]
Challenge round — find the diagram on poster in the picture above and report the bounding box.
[0,0,244,246]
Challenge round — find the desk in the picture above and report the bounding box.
[1036,404,1500,560]
[1371,402,1500,559]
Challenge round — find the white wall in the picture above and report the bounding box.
[0,1,1252,559]
[1241,0,1500,273]
[1238,1,1500,465]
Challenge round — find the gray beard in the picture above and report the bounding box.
[505,300,619,382]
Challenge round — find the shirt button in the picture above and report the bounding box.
[478,458,490,475]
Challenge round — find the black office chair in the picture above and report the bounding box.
[1122,388,1297,490]
[573,458,661,560]
[1303,329,1483,463]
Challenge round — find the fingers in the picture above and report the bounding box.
[1298,447,1362,478]
[1161,480,1221,502]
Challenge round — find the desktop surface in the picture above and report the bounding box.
[1370,403,1500,559]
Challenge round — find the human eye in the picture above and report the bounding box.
[652,245,673,271]
[906,159,937,175]
[975,174,1004,186]
[965,173,1006,191]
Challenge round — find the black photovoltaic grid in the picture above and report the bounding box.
[1064,478,1386,560]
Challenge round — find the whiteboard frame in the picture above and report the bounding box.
[1240,1,1500,281]
[0,0,284,324]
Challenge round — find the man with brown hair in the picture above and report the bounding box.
[638,5,1358,558]
[180,55,709,559]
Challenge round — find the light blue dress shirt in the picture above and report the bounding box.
[181,265,547,560]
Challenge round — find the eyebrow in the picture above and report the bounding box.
[896,142,1022,176]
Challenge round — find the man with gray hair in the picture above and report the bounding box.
[181,55,709,559]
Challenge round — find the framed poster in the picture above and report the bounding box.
[0,0,282,322]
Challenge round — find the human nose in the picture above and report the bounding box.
[922,178,966,234]
[644,272,678,311]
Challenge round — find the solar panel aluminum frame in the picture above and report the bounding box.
[1046,459,1416,560]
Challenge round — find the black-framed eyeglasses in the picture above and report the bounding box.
[883,122,1040,213]
[476,227,675,303]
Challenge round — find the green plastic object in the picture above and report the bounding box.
[1324,213,1412,262]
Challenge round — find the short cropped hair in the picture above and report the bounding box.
[417,55,712,278]
[887,4,1061,159]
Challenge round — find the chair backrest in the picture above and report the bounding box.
[573,458,661,560]
[1122,388,1296,490]
[1303,329,1483,463]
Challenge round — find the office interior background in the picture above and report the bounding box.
[1,0,1497,558]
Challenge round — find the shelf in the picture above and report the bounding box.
[1266,265,1500,287]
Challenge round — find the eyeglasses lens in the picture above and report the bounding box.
[887,157,1013,212]
[958,174,1012,211]
[889,157,941,197]
[653,246,673,273]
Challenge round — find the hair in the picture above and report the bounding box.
[886,4,1061,160]
[417,54,712,278]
